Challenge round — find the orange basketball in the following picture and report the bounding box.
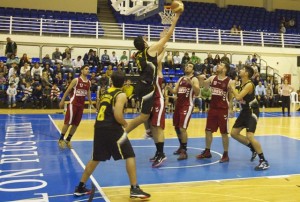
[170,1,184,13]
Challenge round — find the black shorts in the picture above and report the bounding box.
[93,127,135,161]
[233,108,259,133]
[135,81,155,114]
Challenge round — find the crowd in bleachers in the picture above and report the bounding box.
[1,36,298,111]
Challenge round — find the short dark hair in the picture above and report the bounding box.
[80,64,89,71]
[244,65,254,78]
[185,61,195,70]
[134,36,145,51]
[111,71,125,88]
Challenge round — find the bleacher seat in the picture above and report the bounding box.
[31,57,40,63]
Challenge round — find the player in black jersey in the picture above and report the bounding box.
[74,71,150,199]
[229,65,269,171]
[122,13,182,138]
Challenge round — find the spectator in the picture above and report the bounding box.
[255,81,266,108]
[9,73,20,87]
[237,25,242,33]
[279,23,286,34]
[6,82,17,108]
[31,63,43,81]
[20,62,31,77]
[110,51,119,66]
[42,54,53,66]
[53,72,64,90]
[101,49,110,67]
[53,63,64,75]
[221,53,230,64]
[98,71,109,89]
[265,83,274,107]
[164,51,173,68]
[181,52,190,67]
[83,49,97,66]
[62,54,74,74]
[21,82,33,108]
[52,48,62,63]
[122,79,136,111]
[41,71,53,88]
[245,55,252,65]
[230,25,238,35]
[50,83,60,108]
[5,37,17,58]
[206,53,214,66]
[251,54,258,64]
[0,61,8,77]
[6,54,20,67]
[236,61,243,71]
[173,51,181,69]
[19,53,31,68]
[105,65,113,78]
[0,72,6,90]
[89,72,98,93]
[62,48,71,60]
[120,51,129,73]
[72,56,84,73]
[32,84,43,108]
[20,70,33,90]
[42,64,54,78]
[8,63,19,78]
[213,54,221,65]
[190,52,200,65]
[42,85,51,108]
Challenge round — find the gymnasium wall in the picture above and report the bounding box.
[0,0,98,13]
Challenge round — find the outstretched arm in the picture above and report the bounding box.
[148,13,181,57]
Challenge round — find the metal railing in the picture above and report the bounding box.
[1,15,300,48]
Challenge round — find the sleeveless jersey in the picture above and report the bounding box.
[239,80,259,111]
[135,47,158,85]
[154,77,164,99]
[210,76,230,109]
[69,77,91,107]
[95,87,123,129]
[176,76,194,107]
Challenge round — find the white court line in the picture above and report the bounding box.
[48,114,110,202]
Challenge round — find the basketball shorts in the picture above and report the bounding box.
[233,109,259,133]
[206,108,229,134]
[135,81,155,114]
[64,104,84,126]
[93,127,135,161]
[173,105,193,129]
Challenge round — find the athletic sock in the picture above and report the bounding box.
[181,143,187,151]
[247,143,255,152]
[258,153,266,161]
[59,134,65,141]
[155,142,164,153]
[66,134,73,142]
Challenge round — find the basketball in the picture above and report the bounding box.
[170,1,184,13]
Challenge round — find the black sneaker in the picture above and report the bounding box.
[250,150,257,162]
[149,151,158,162]
[152,153,167,168]
[74,185,91,196]
[255,160,270,171]
[130,186,151,199]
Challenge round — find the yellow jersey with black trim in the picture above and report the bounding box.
[135,47,158,85]
[95,87,122,129]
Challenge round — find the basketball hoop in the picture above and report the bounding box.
[159,6,175,25]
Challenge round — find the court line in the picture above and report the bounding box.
[48,114,110,202]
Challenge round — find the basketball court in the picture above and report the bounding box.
[1,108,300,201]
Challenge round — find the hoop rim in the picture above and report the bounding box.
[164,5,171,10]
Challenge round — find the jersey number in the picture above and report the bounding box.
[97,106,107,121]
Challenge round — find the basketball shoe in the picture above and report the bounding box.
[177,149,188,160]
[152,153,167,168]
[65,140,73,149]
[58,139,66,149]
[173,146,182,155]
[255,160,270,171]
[196,149,212,159]
[149,151,158,162]
[250,150,257,162]
[74,185,91,196]
[130,186,151,199]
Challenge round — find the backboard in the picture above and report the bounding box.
[111,0,164,21]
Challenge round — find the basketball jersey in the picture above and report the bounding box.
[176,76,194,107]
[94,87,123,129]
[239,80,259,111]
[210,75,230,109]
[135,48,158,85]
[69,77,91,107]
[154,77,164,99]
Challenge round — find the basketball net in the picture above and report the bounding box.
[159,6,175,25]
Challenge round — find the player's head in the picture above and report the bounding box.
[184,62,194,74]
[217,62,230,75]
[242,65,254,79]
[111,71,125,88]
[134,36,147,51]
[80,65,90,75]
